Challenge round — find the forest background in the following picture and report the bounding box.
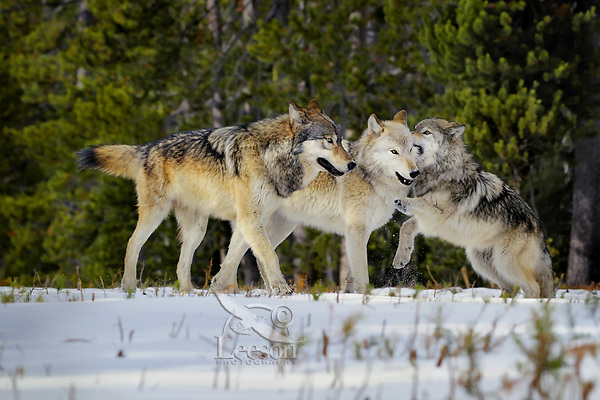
[1,0,599,291]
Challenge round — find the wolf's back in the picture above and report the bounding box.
[77,145,143,180]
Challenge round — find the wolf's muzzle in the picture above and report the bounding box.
[396,172,414,186]
[317,157,346,177]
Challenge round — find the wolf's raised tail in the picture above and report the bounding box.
[77,145,143,180]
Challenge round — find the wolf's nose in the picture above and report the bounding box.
[347,161,357,171]
[410,170,420,178]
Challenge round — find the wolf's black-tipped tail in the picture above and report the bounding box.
[76,145,142,180]
[77,147,101,171]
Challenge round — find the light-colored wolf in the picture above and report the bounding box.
[77,100,355,293]
[211,111,419,293]
[393,118,554,298]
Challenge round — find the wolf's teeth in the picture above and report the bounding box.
[396,172,414,186]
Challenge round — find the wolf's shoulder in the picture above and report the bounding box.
[458,170,511,203]
[468,170,539,230]
[476,171,505,194]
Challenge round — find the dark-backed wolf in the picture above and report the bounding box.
[211,111,419,293]
[77,100,355,293]
[393,118,554,298]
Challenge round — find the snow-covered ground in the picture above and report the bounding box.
[1,286,599,400]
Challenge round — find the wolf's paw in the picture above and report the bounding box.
[210,277,239,294]
[270,281,293,296]
[395,198,413,215]
[392,248,413,269]
[343,275,355,293]
[121,278,137,292]
[354,283,368,294]
[178,280,193,293]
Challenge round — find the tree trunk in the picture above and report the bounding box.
[271,0,290,26]
[241,0,256,28]
[207,0,221,48]
[567,135,600,286]
[207,0,223,127]
[76,0,91,89]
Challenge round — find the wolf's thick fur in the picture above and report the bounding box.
[77,100,355,293]
[211,111,419,293]
[393,118,554,298]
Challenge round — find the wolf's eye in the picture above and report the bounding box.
[390,149,398,155]
[423,130,432,135]
[325,137,334,144]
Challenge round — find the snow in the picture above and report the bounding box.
[1,286,599,399]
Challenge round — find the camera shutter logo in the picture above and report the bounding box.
[214,293,298,362]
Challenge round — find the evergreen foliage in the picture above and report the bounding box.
[1,0,598,289]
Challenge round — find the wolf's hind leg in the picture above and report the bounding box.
[252,215,298,292]
[536,250,555,298]
[264,212,298,250]
[393,217,418,268]
[466,247,522,295]
[252,214,297,293]
[494,241,544,298]
[211,227,248,293]
[122,203,170,291]
[175,205,208,292]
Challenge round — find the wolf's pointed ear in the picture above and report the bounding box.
[393,110,408,126]
[367,114,384,135]
[289,100,305,129]
[307,99,323,113]
[450,123,466,141]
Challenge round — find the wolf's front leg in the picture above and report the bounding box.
[393,217,419,268]
[344,227,370,293]
[212,213,297,293]
[234,202,292,295]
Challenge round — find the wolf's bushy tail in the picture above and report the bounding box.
[77,145,143,180]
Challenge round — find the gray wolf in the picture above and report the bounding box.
[393,118,554,298]
[77,100,355,293]
[211,111,419,293]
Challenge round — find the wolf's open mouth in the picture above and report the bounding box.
[317,157,344,177]
[396,172,414,186]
